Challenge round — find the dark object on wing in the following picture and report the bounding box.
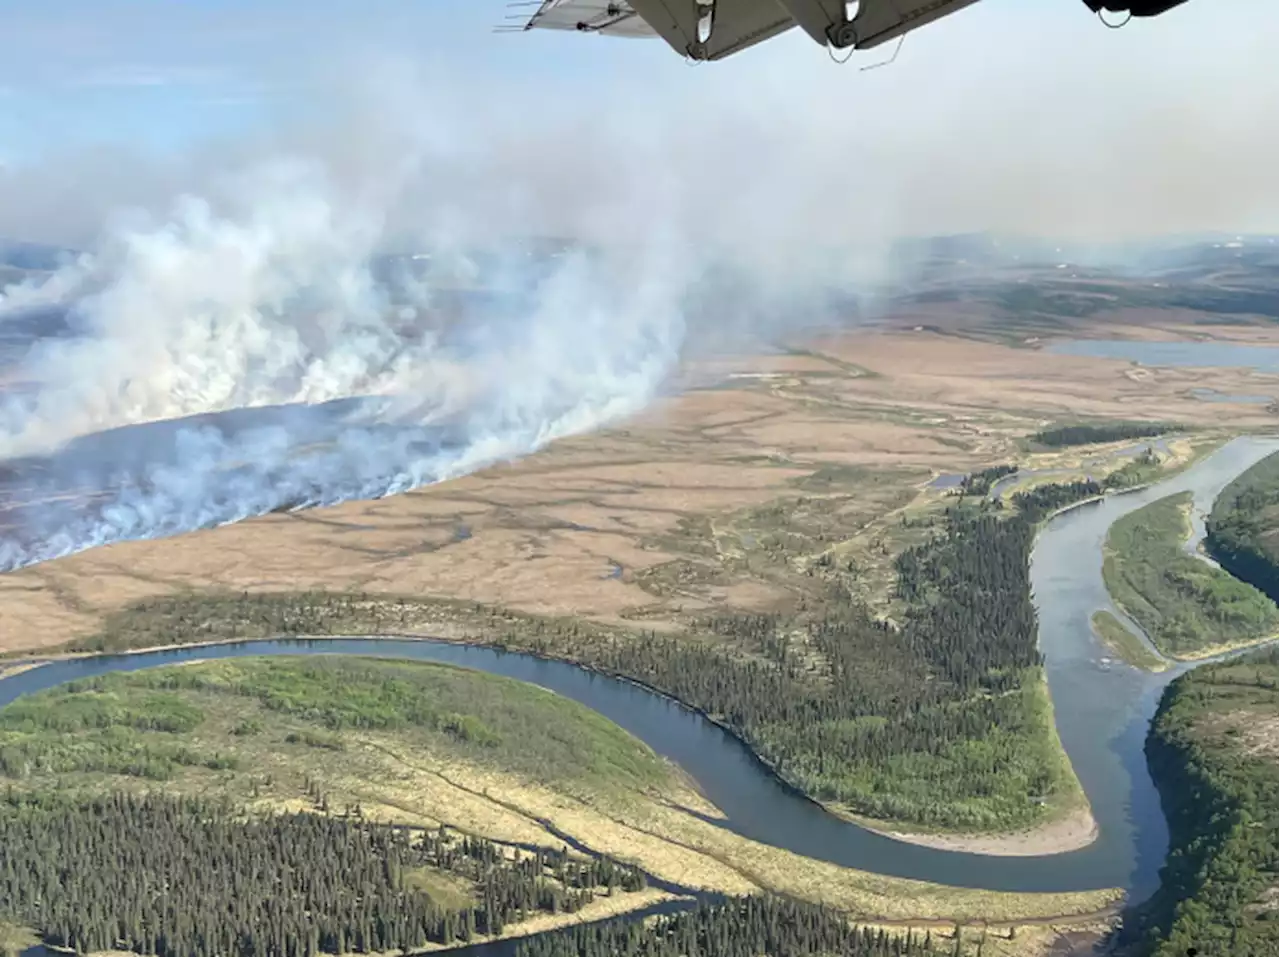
[510,0,1193,62]
[1082,0,1191,17]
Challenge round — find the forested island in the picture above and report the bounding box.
[1102,491,1276,657]
[1205,452,1279,601]
[1119,648,1278,957]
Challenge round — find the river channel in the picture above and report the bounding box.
[3,436,1276,956]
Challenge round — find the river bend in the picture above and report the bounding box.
[1,435,1275,900]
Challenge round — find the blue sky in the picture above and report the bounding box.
[0,0,677,156]
[1,0,1268,157]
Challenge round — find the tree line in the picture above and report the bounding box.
[1118,647,1278,957]
[0,790,645,957]
[58,478,1103,830]
[516,895,943,957]
[571,491,1084,829]
[1029,422,1176,448]
[1205,451,1278,602]
[958,464,1016,496]
[1011,479,1101,523]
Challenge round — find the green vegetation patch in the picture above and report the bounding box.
[1101,447,1166,491]
[1029,421,1180,450]
[1011,479,1102,523]
[0,686,203,734]
[64,589,475,654]
[1103,491,1277,657]
[0,685,232,780]
[0,791,647,957]
[958,463,1017,496]
[606,504,1083,833]
[1090,611,1169,673]
[516,896,939,957]
[47,479,1098,836]
[996,284,1110,321]
[787,674,1082,832]
[1206,451,1279,602]
[1121,648,1278,957]
[49,496,1083,836]
[0,657,674,797]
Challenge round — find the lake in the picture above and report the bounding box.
[1047,338,1278,374]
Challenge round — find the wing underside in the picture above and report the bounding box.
[514,0,661,38]
[515,0,981,60]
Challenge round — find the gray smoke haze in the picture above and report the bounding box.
[3,0,1277,248]
[0,0,1276,570]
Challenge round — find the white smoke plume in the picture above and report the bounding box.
[0,230,689,571]
[0,0,1276,571]
[0,59,916,574]
[0,120,703,570]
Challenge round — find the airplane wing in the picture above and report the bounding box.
[837,0,983,50]
[515,0,982,61]
[513,0,1193,62]
[513,0,662,39]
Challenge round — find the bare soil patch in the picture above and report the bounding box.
[854,806,1099,858]
[1200,708,1280,759]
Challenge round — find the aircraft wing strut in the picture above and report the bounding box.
[511,0,1193,62]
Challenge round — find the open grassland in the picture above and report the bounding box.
[0,323,1274,858]
[0,657,1119,929]
[1120,648,1278,957]
[893,272,1279,349]
[0,657,675,801]
[1103,492,1278,658]
[3,326,1271,656]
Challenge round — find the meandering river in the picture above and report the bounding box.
[4,436,1275,926]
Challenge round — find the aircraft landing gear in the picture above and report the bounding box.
[826,20,858,48]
